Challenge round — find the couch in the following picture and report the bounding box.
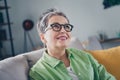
[0,37,120,80]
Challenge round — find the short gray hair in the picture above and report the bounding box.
[37,8,69,34]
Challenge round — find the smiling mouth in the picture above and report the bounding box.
[56,36,67,40]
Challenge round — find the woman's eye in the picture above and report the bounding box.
[53,24,60,29]
[65,25,70,30]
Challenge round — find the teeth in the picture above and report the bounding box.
[57,36,67,40]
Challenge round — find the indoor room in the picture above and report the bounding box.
[0,0,120,80]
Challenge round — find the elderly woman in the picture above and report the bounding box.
[29,8,116,80]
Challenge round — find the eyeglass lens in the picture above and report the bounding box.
[51,23,73,32]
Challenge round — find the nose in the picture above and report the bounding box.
[60,26,66,32]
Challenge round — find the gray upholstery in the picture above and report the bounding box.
[0,37,83,80]
[0,55,29,80]
[23,48,45,67]
[87,36,103,50]
[68,37,84,50]
[0,49,45,80]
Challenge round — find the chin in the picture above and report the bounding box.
[57,41,70,48]
[58,44,68,49]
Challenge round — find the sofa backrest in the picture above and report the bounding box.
[23,48,45,67]
[87,36,103,50]
[0,55,29,80]
[68,37,84,50]
[0,48,45,80]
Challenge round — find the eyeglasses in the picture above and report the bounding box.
[45,23,73,32]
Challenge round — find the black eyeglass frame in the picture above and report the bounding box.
[44,23,74,32]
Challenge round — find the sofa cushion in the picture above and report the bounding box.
[0,55,29,80]
[86,46,120,80]
[23,48,45,68]
[68,37,84,50]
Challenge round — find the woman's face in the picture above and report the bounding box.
[41,15,72,49]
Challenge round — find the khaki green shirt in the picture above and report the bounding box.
[29,48,116,80]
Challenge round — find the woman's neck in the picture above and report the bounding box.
[47,47,66,59]
[47,47,70,67]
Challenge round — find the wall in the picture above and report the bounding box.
[3,0,120,55]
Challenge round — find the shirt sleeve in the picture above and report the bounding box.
[87,53,116,80]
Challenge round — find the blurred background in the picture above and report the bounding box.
[0,0,120,59]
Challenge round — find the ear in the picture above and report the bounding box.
[40,33,47,43]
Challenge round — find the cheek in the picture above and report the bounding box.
[68,32,72,38]
[45,32,56,42]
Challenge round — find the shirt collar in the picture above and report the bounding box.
[42,49,73,68]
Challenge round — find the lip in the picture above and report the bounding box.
[56,36,68,40]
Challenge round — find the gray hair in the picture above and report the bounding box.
[37,8,69,34]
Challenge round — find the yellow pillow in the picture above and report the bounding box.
[86,46,120,80]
